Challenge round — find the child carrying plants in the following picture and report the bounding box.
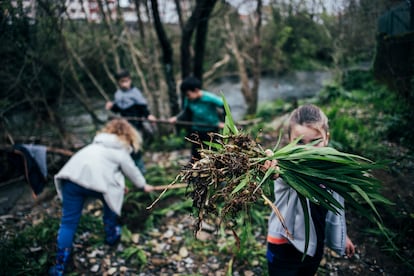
[264,104,355,275]
[160,97,389,276]
[49,118,154,276]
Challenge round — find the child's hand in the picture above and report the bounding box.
[218,122,225,129]
[263,149,279,179]
[345,235,355,258]
[147,114,157,122]
[105,101,113,110]
[144,184,154,192]
[168,117,177,124]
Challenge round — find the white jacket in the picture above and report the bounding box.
[55,133,146,215]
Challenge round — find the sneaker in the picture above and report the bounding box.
[105,225,121,246]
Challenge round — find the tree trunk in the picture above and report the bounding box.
[411,0,414,30]
[150,0,180,116]
[174,0,184,29]
[249,0,262,115]
[180,0,217,79]
[133,0,147,48]
[180,6,200,79]
[224,14,253,117]
[193,0,217,83]
[180,0,218,110]
[97,0,121,71]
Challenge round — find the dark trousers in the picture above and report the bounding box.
[267,243,323,276]
[131,150,145,174]
[188,130,219,162]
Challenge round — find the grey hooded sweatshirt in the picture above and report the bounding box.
[267,178,347,257]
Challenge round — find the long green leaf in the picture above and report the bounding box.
[298,195,310,261]
[350,184,383,222]
[221,93,238,136]
[232,174,250,195]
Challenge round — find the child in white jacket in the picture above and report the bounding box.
[49,118,153,276]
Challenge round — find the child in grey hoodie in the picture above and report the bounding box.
[265,104,355,276]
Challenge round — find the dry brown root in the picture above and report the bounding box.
[179,133,270,233]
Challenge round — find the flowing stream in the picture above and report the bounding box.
[209,70,332,121]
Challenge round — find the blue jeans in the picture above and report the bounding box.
[57,180,120,248]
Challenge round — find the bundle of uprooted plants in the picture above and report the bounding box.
[150,97,394,252]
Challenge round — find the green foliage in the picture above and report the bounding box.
[261,7,292,72]
[121,244,147,268]
[219,217,267,271]
[319,70,413,155]
[145,164,182,186]
[281,11,333,70]
[120,227,148,269]
[256,99,294,121]
[123,164,191,231]
[222,94,239,136]
[148,129,188,151]
[77,214,105,245]
[313,71,413,266]
[342,69,376,91]
[0,217,59,275]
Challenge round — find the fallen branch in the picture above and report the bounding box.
[152,183,187,191]
[147,177,186,210]
[46,147,74,156]
[0,176,25,188]
[0,145,74,156]
[111,115,261,128]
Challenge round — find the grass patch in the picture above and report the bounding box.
[317,70,413,158]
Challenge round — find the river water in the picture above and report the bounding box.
[209,71,332,121]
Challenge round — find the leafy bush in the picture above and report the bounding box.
[342,69,375,91]
[148,129,188,152]
[319,70,413,156]
[256,99,293,121]
[0,218,59,275]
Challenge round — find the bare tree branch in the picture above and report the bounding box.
[203,53,231,86]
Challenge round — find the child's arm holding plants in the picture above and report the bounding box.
[262,149,280,179]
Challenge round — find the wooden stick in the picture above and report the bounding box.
[0,176,25,188]
[115,116,261,128]
[0,145,74,156]
[46,147,74,156]
[152,183,187,191]
[147,175,187,210]
[122,116,219,128]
